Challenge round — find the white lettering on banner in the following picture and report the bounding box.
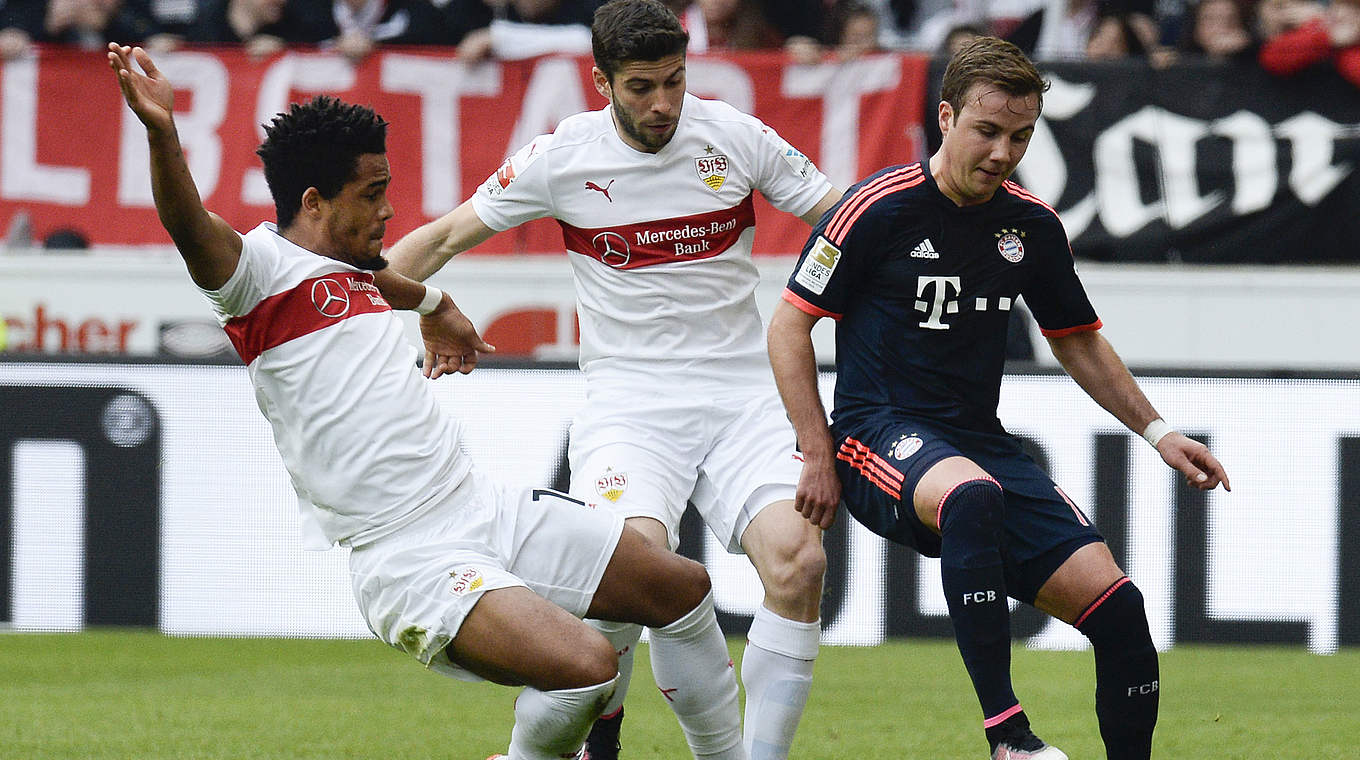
[686,60,755,113]
[1017,74,1354,240]
[508,57,587,164]
[1212,111,1275,215]
[1096,107,1226,236]
[1278,112,1353,205]
[242,54,358,207]
[781,56,901,189]
[383,55,502,218]
[1,58,90,205]
[119,52,228,207]
[1013,77,1098,239]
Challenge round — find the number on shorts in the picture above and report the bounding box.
[531,488,586,507]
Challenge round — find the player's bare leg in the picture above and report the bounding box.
[451,587,620,760]
[736,500,825,760]
[586,516,745,760]
[459,524,713,760]
[1036,543,1159,760]
[914,457,1064,759]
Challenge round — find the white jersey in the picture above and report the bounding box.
[472,93,833,387]
[201,223,472,549]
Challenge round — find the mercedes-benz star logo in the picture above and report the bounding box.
[311,278,351,317]
[592,231,630,268]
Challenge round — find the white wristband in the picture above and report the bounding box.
[413,284,443,316]
[1141,418,1174,448]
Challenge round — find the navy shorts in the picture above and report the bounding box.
[831,415,1103,604]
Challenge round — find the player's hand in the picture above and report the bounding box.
[794,455,842,529]
[107,44,174,134]
[419,296,495,379]
[1157,432,1231,491]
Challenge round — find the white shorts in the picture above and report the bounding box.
[568,383,802,553]
[348,469,624,681]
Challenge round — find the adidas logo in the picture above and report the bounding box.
[910,238,939,259]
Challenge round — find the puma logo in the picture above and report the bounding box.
[585,179,615,202]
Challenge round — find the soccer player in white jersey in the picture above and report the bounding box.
[109,41,736,760]
[385,2,843,758]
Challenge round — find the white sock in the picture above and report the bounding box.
[507,676,617,760]
[648,591,745,759]
[588,619,642,717]
[741,605,820,760]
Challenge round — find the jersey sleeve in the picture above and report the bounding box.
[197,229,265,325]
[469,133,556,231]
[1019,212,1102,337]
[742,116,834,218]
[780,182,886,320]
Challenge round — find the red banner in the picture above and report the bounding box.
[1,46,927,255]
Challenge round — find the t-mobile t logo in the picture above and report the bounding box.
[915,276,961,330]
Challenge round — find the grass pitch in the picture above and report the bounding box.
[0,630,1353,759]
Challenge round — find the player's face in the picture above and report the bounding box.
[594,54,686,154]
[321,153,394,270]
[934,83,1039,206]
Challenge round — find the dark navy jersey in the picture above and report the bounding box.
[783,163,1101,434]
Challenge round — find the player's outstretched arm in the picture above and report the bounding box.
[1047,329,1230,491]
[769,299,841,528]
[107,43,241,290]
[386,200,498,282]
[369,268,496,379]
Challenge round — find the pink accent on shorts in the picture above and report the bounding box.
[1074,576,1132,628]
[983,702,1024,728]
[935,476,1001,530]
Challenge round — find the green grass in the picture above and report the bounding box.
[0,631,1354,759]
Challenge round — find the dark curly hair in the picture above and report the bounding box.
[591,0,688,81]
[255,96,388,229]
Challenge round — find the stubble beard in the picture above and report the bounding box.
[613,96,670,151]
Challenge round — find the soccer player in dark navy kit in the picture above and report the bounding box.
[767,37,1230,760]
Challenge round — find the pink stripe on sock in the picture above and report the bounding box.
[935,476,1001,530]
[1074,576,1132,628]
[983,703,1023,728]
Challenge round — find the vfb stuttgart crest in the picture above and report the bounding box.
[449,567,485,596]
[996,228,1025,263]
[595,468,628,502]
[695,154,728,191]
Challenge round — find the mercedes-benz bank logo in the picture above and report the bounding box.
[311,278,351,317]
[592,231,630,268]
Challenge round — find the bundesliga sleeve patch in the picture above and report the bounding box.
[479,139,545,197]
[794,236,841,295]
[761,127,816,180]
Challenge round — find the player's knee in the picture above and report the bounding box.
[759,533,826,602]
[938,478,1004,535]
[655,555,711,626]
[937,478,1005,567]
[571,634,621,688]
[1076,578,1153,648]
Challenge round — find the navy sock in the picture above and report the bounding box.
[938,478,1018,724]
[1075,578,1159,760]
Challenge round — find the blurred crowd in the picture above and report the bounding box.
[0,0,1356,77]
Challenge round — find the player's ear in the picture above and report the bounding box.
[592,66,612,100]
[937,100,954,137]
[299,186,324,219]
